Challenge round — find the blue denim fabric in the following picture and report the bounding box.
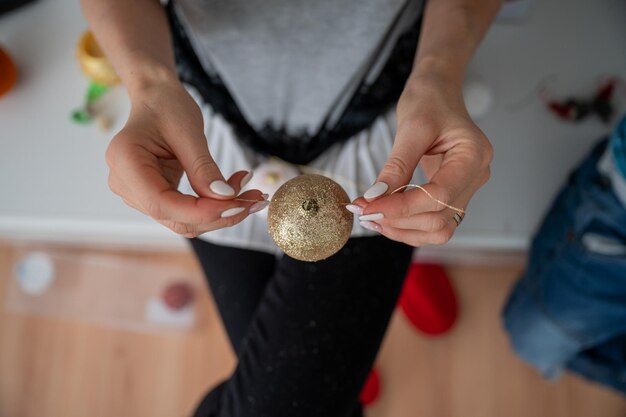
[503,137,626,394]
[611,117,626,178]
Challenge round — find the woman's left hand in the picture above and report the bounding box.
[350,74,493,247]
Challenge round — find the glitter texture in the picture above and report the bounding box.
[268,174,352,262]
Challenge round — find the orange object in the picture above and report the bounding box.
[0,46,17,97]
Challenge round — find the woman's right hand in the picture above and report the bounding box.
[105,76,265,238]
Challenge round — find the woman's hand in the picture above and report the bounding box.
[106,77,265,238]
[351,74,493,247]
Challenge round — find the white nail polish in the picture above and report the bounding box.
[345,204,363,215]
[360,220,382,233]
[364,182,388,200]
[240,171,253,189]
[261,193,270,200]
[221,206,246,218]
[249,200,270,214]
[360,213,384,221]
[210,180,235,196]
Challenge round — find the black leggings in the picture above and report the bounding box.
[189,236,414,417]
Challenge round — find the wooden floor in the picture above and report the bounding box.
[0,242,624,417]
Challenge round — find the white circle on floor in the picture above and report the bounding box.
[15,252,55,295]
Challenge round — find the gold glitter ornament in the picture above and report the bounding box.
[268,174,352,262]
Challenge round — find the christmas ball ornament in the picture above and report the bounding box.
[268,174,352,262]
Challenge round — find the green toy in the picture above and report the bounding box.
[71,81,109,124]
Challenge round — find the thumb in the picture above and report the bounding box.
[172,132,234,200]
[363,125,429,201]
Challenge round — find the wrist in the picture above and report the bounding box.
[398,59,469,122]
[124,58,180,101]
[409,55,465,93]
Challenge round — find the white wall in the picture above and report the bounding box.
[0,0,625,254]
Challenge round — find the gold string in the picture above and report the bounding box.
[391,184,465,215]
[235,198,266,203]
[232,155,465,215]
[235,183,465,215]
[298,161,464,215]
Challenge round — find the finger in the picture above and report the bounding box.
[158,219,200,237]
[419,153,444,180]
[166,122,235,200]
[361,121,436,202]
[359,182,457,220]
[158,220,224,239]
[348,197,367,213]
[121,197,141,212]
[157,219,228,238]
[162,189,264,223]
[377,210,452,232]
[117,148,262,224]
[362,151,486,219]
[378,219,457,247]
[226,170,257,195]
[157,189,266,236]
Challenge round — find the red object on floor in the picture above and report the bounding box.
[399,263,458,335]
[162,282,194,310]
[359,369,380,406]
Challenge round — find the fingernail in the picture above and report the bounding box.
[249,199,270,214]
[345,204,363,215]
[220,206,246,218]
[240,171,253,189]
[210,180,235,197]
[360,213,384,221]
[364,182,388,200]
[261,193,270,200]
[360,220,382,233]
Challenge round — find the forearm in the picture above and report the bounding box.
[80,0,179,99]
[410,0,501,89]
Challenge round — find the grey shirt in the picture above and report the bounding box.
[174,0,423,136]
